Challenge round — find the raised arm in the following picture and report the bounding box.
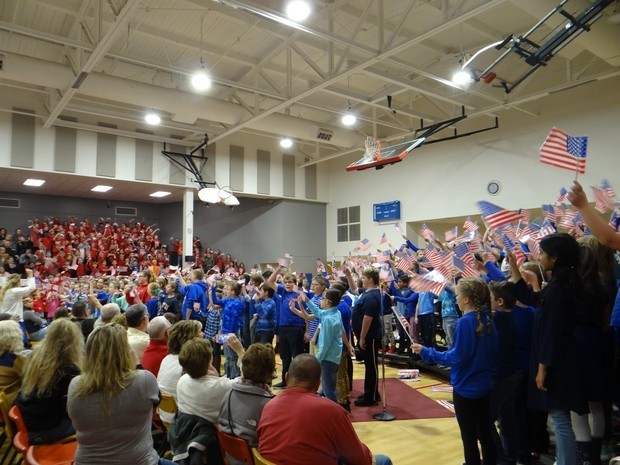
[569,181,620,250]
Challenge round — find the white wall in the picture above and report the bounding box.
[325,76,620,258]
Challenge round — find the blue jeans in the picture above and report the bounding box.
[374,454,393,465]
[549,409,576,465]
[224,341,240,379]
[442,316,458,349]
[159,459,176,465]
[321,360,339,403]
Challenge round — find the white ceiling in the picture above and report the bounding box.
[0,0,619,200]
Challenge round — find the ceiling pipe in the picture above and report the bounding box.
[0,52,360,148]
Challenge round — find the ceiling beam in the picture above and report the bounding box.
[43,0,142,128]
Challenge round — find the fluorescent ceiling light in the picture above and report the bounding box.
[150,191,171,198]
[23,179,45,187]
[280,137,293,148]
[191,70,212,91]
[91,185,113,192]
[285,1,311,22]
[144,113,161,125]
[341,113,356,126]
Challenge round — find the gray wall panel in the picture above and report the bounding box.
[282,154,295,197]
[229,145,244,192]
[169,144,186,185]
[54,127,76,173]
[11,113,35,168]
[257,150,270,195]
[135,139,153,181]
[96,133,116,177]
[305,164,317,200]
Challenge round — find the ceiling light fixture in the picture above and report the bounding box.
[280,137,293,148]
[150,191,171,198]
[192,16,212,91]
[452,68,474,86]
[144,112,161,125]
[91,185,113,192]
[341,105,356,126]
[23,178,45,187]
[285,0,311,22]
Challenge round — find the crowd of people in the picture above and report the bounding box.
[0,180,617,465]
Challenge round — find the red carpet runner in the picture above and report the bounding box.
[349,378,454,423]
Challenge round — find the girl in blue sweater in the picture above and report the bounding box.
[412,277,497,465]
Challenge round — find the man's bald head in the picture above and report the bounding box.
[100,303,121,323]
[286,354,321,390]
[147,316,171,340]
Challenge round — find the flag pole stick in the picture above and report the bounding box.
[373,292,396,422]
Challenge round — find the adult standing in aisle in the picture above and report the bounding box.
[351,267,382,407]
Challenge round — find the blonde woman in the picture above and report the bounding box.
[0,269,36,322]
[67,324,175,465]
[0,319,26,404]
[15,318,84,444]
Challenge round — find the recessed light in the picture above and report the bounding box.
[145,113,161,125]
[280,137,293,148]
[341,113,356,126]
[150,191,171,198]
[285,0,311,22]
[91,185,113,192]
[23,179,45,187]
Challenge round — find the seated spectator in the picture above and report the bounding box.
[142,316,172,377]
[111,313,128,329]
[157,320,203,424]
[218,343,275,464]
[125,304,150,364]
[176,336,245,425]
[0,320,27,404]
[71,301,95,341]
[257,354,392,465]
[93,303,121,330]
[15,319,84,444]
[54,306,70,320]
[23,309,48,341]
[67,323,175,465]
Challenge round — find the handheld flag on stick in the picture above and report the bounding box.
[380,232,388,244]
[476,201,524,230]
[539,127,587,175]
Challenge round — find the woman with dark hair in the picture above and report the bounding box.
[509,233,587,465]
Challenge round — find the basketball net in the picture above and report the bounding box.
[364,136,382,161]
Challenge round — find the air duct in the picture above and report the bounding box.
[0,52,360,147]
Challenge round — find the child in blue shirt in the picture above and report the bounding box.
[210,281,245,378]
[250,284,277,344]
[412,277,497,465]
[291,288,344,404]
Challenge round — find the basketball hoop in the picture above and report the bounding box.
[364,136,382,161]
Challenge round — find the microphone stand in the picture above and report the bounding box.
[373,295,396,421]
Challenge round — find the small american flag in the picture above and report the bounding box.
[420,224,435,241]
[377,250,391,263]
[394,223,403,234]
[559,209,578,230]
[542,204,556,223]
[425,246,452,279]
[526,238,541,261]
[476,201,523,230]
[592,186,612,214]
[539,127,587,174]
[463,217,478,232]
[553,205,564,223]
[408,271,447,296]
[540,219,556,237]
[453,243,475,266]
[357,238,372,251]
[601,179,616,201]
[483,244,497,263]
[379,232,388,244]
[518,209,531,224]
[556,187,569,203]
[503,235,526,267]
[452,255,478,278]
[444,226,458,242]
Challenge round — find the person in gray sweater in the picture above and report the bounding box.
[218,343,275,462]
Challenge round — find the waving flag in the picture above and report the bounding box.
[592,186,612,214]
[420,224,435,241]
[379,232,388,244]
[453,243,475,266]
[540,219,557,238]
[452,255,478,278]
[376,250,391,263]
[394,223,403,234]
[503,235,526,267]
[542,204,556,223]
[601,179,616,201]
[463,217,478,232]
[609,209,620,232]
[444,226,458,242]
[357,238,372,251]
[408,271,447,296]
[559,209,578,230]
[425,246,452,279]
[518,209,531,224]
[526,238,541,261]
[539,127,588,174]
[476,201,523,230]
[556,187,569,203]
